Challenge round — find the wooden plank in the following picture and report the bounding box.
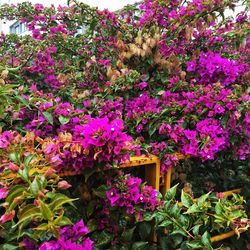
[145,158,160,191]
[1,155,160,191]
[211,230,236,243]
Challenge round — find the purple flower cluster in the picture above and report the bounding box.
[22,3,73,40]
[27,46,64,89]
[139,0,214,27]
[125,93,161,120]
[26,115,53,137]
[39,220,93,250]
[0,1,249,249]
[237,143,250,161]
[106,174,160,215]
[25,99,84,137]
[188,51,241,86]
[147,142,179,173]
[236,11,248,24]
[25,113,134,172]
[161,154,179,174]
[139,0,168,27]
[34,122,132,172]
[73,117,132,165]
[159,119,228,161]
[0,131,13,149]
[98,98,123,120]
[184,119,228,160]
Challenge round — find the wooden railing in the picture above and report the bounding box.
[1,155,161,191]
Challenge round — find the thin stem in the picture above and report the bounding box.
[164,212,195,240]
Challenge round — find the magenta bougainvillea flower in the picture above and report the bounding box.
[106,174,161,215]
[39,220,93,250]
[0,131,13,149]
[72,117,133,166]
[0,0,249,248]
[0,187,9,199]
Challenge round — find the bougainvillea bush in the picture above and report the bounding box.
[0,0,249,249]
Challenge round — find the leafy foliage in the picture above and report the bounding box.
[0,0,249,249]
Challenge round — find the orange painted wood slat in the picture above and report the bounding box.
[0,155,160,191]
[211,230,236,243]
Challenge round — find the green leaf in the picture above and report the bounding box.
[186,240,203,249]
[214,214,225,224]
[58,216,72,227]
[164,200,171,210]
[24,154,34,168]
[184,204,202,214]
[190,115,199,122]
[132,241,148,250]
[172,234,183,247]
[159,236,171,250]
[136,118,142,126]
[49,194,77,211]
[39,199,53,220]
[171,229,187,237]
[169,202,180,217]
[9,152,20,164]
[93,185,109,198]
[181,191,193,208]
[87,219,97,233]
[180,241,188,250]
[59,115,70,125]
[232,193,240,201]
[121,226,136,242]
[192,224,201,236]
[46,192,57,199]
[15,95,31,109]
[13,205,41,228]
[30,177,39,196]
[230,135,238,145]
[149,123,157,137]
[6,185,25,205]
[53,212,64,225]
[95,231,113,248]
[90,20,98,30]
[215,201,223,214]
[17,168,29,182]
[39,231,53,242]
[221,115,230,129]
[42,111,53,125]
[197,192,210,206]
[154,213,165,225]
[179,215,189,228]
[158,219,172,228]
[84,168,97,182]
[34,223,48,231]
[138,222,151,240]
[87,200,96,217]
[201,232,212,249]
[6,230,34,244]
[143,212,155,221]
[165,184,178,201]
[1,244,19,250]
